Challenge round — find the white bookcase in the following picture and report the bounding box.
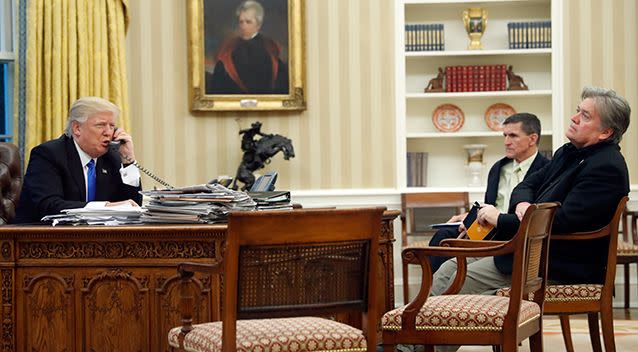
[395,0,564,191]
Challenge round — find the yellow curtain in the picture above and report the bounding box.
[21,0,129,159]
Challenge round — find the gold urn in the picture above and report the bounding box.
[463,8,488,50]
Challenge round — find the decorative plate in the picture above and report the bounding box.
[432,104,464,132]
[484,103,516,131]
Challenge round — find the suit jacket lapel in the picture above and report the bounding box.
[65,136,87,201]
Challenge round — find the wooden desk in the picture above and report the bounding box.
[0,210,398,352]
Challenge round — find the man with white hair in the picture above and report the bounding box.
[15,96,142,223]
[206,0,289,94]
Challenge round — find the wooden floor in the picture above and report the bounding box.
[613,307,638,320]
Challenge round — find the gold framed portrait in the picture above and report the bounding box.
[187,0,306,111]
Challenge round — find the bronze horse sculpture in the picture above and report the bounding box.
[232,122,295,191]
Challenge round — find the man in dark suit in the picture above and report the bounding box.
[428,113,549,272]
[431,86,631,297]
[14,97,143,223]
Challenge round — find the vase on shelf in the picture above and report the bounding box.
[464,144,487,187]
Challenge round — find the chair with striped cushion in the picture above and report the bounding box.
[618,202,638,308]
[497,196,628,352]
[382,202,559,352]
[168,208,384,352]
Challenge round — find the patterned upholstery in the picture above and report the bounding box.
[381,295,540,332]
[168,316,367,352]
[618,239,638,255]
[496,284,603,302]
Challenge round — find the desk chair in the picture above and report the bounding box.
[383,202,559,352]
[618,203,638,308]
[497,196,628,352]
[168,208,384,352]
[0,142,22,224]
[401,192,469,303]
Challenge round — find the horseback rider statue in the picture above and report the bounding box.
[232,122,295,191]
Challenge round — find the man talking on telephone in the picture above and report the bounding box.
[14,96,143,223]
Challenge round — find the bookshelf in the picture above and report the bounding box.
[395,0,564,190]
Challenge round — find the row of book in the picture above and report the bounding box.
[404,23,444,52]
[508,21,552,49]
[407,152,428,187]
[445,64,507,93]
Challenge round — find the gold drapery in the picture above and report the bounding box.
[19,0,130,159]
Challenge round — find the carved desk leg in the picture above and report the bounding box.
[1,239,15,352]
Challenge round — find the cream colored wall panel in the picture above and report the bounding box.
[562,0,638,184]
[126,0,395,190]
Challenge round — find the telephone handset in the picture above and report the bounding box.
[109,140,173,189]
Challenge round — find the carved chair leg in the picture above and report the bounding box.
[599,305,617,352]
[529,330,544,352]
[587,313,602,352]
[624,263,630,309]
[559,315,575,352]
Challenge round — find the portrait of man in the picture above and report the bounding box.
[204,0,289,95]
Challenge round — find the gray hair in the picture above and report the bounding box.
[581,86,631,144]
[503,112,542,145]
[64,97,120,137]
[236,0,264,26]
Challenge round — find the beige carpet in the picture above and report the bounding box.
[457,317,638,352]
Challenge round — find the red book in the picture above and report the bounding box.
[478,65,486,92]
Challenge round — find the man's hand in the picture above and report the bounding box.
[105,199,140,207]
[447,212,468,223]
[515,202,531,220]
[477,204,500,227]
[113,128,136,163]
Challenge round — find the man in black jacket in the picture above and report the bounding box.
[15,97,143,223]
[431,86,631,296]
[428,113,549,272]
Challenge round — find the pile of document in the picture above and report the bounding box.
[247,191,292,211]
[140,183,255,224]
[42,202,145,226]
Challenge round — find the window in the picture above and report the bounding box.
[0,0,15,142]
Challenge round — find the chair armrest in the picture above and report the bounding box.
[552,227,608,241]
[403,240,513,261]
[440,238,507,248]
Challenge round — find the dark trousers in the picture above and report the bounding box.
[428,227,461,273]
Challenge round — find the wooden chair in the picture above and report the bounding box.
[168,207,384,352]
[544,196,627,352]
[497,196,628,352]
[617,202,638,308]
[383,202,559,352]
[401,192,469,303]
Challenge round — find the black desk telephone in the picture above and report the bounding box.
[109,140,173,188]
[250,171,278,192]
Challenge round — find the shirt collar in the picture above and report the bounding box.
[513,151,538,174]
[73,139,95,167]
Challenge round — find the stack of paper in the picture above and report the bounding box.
[42,202,146,226]
[248,191,293,211]
[140,184,255,223]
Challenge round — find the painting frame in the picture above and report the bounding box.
[187,0,306,111]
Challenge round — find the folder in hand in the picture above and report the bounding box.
[462,202,496,240]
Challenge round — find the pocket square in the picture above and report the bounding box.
[101,169,108,174]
